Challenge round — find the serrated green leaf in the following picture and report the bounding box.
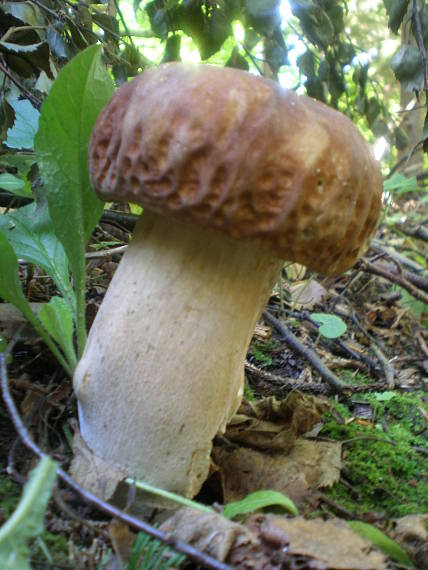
[34,44,115,356]
[0,173,32,197]
[347,521,413,566]
[0,202,75,312]
[311,313,347,339]
[39,297,76,369]
[5,99,39,150]
[223,490,298,519]
[0,456,57,570]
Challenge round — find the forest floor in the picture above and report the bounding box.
[1,198,428,569]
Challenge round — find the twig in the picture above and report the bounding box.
[361,259,428,304]
[262,310,348,394]
[370,344,395,388]
[0,58,42,109]
[0,354,232,570]
[244,360,329,393]
[85,245,127,259]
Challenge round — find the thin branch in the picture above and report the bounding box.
[360,259,428,304]
[262,310,348,394]
[0,58,42,109]
[0,353,232,570]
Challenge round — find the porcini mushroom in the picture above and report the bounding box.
[73,63,382,500]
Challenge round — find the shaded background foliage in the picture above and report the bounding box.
[0,0,427,186]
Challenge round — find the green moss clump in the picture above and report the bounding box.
[322,392,428,518]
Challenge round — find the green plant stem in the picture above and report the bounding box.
[0,456,56,543]
[75,267,87,359]
[125,478,215,513]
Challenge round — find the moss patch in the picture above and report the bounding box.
[322,391,428,518]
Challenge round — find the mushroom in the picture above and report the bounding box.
[73,63,382,500]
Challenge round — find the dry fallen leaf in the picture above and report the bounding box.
[225,392,329,452]
[288,280,327,309]
[260,516,387,569]
[391,514,428,569]
[213,439,342,508]
[159,508,256,563]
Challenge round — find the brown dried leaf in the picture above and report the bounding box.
[70,430,124,500]
[391,514,428,568]
[260,516,387,569]
[159,508,256,563]
[213,439,341,507]
[288,280,327,309]
[225,393,329,452]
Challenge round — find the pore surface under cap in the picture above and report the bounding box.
[89,63,382,275]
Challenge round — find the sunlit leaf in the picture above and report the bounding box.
[5,99,39,150]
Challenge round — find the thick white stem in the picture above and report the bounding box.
[74,211,282,498]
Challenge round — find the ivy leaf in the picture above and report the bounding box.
[0,456,57,570]
[35,44,115,355]
[347,521,413,566]
[311,313,347,339]
[39,297,76,369]
[391,44,423,92]
[5,99,39,150]
[0,201,75,313]
[223,490,298,519]
[384,0,410,34]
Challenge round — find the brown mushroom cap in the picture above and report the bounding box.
[89,63,382,275]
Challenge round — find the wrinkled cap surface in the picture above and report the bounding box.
[89,62,383,275]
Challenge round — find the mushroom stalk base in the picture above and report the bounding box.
[73,211,282,500]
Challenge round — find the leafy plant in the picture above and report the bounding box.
[0,45,114,373]
[125,532,185,570]
[0,456,57,570]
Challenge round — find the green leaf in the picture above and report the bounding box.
[39,297,76,369]
[383,174,419,194]
[223,490,298,519]
[0,202,75,312]
[0,228,73,375]
[6,99,39,149]
[3,1,45,27]
[385,0,410,34]
[0,229,33,315]
[0,173,32,197]
[391,44,423,92]
[34,44,115,356]
[245,0,281,34]
[0,153,36,176]
[311,313,347,339]
[347,521,413,566]
[0,456,57,570]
